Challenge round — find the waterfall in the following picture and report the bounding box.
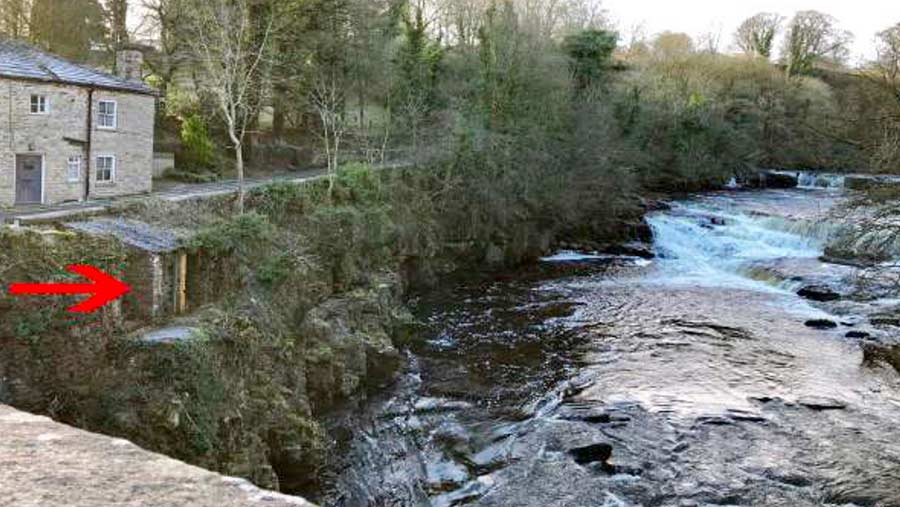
[796,172,846,190]
[647,199,825,289]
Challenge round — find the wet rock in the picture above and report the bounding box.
[580,413,613,424]
[643,199,672,212]
[726,409,768,423]
[797,285,841,302]
[413,397,473,414]
[670,442,690,453]
[466,440,511,473]
[426,460,470,492]
[562,378,595,400]
[433,421,471,448]
[696,415,734,426]
[862,343,900,374]
[845,331,871,339]
[804,319,838,330]
[558,405,629,424]
[870,315,900,327]
[601,242,655,260]
[568,443,613,466]
[758,171,799,189]
[431,480,488,507]
[797,396,847,411]
[845,175,900,192]
[764,469,812,487]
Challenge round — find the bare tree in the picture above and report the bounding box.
[0,0,32,38]
[435,0,484,47]
[184,0,272,214]
[103,0,128,49]
[697,23,723,54]
[651,31,694,60]
[782,10,852,76]
[557,0,609,34]
[735,12,782,59]
[869,23,900,172]
[622,21,648,56]
[875,23,900,105]
[310,71,347,196]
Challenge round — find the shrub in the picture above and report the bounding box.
[179,113,217,171]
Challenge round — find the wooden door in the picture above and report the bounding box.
[15,155,42,204]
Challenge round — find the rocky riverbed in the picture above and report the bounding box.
[314,181,900,507]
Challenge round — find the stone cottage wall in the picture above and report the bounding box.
[89,89,155,201]
[0,79,154,207]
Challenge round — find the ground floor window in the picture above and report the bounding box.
[96,155,115,182]
[67,156,82,182]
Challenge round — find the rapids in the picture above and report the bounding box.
[313,184,900,507]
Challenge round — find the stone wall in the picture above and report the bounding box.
[0,404,316,507]
[0,79,155,207]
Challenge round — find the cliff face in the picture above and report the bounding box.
[0,167,648,494]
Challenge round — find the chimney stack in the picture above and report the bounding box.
[116,49,144,82]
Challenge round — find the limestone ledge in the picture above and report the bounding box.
[0,404,316,507]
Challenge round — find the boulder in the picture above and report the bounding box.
[870,315,900,327]
[602,242,655,259]
[804,319,838,330]
[797,285,841,302]
[845,175,878,191]
[797,396,847,411]
[761,171,799,189]
[568,443,613,465]
[845,175,900,192]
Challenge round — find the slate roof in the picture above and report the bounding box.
[66,219,185,253]
[0,39,156,95]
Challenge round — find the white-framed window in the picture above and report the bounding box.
[30,94,48,114]
[97,100,117,129]
[67,156,82,182]
[96,155,116,182]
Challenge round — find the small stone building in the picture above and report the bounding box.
[0,39,156,207]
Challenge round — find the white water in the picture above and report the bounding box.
[646,197,826,292]
[761,170,846,190]
[540,250,652,266]
[796,171,846,189]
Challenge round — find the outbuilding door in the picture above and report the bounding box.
[15,155,42,205]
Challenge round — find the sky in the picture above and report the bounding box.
[603,0,900,62]
[128,1,900,63]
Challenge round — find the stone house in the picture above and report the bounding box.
[0,39,157,207]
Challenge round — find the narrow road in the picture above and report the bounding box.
[2,162,408,224]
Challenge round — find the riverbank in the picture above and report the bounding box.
[0,162,649,494]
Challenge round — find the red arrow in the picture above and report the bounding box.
[8,264,131,313]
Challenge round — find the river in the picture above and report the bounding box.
[314,180,900,507]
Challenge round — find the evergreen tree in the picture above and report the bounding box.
[29,0,106,61]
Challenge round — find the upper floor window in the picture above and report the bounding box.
[96,155,115,182]
[98,100,117,129]
[30,95,48,114]
[67,156,82,183]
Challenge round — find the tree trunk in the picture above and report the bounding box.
[235,142,245,214]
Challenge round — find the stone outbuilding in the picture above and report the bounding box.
[0,39,156,207]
